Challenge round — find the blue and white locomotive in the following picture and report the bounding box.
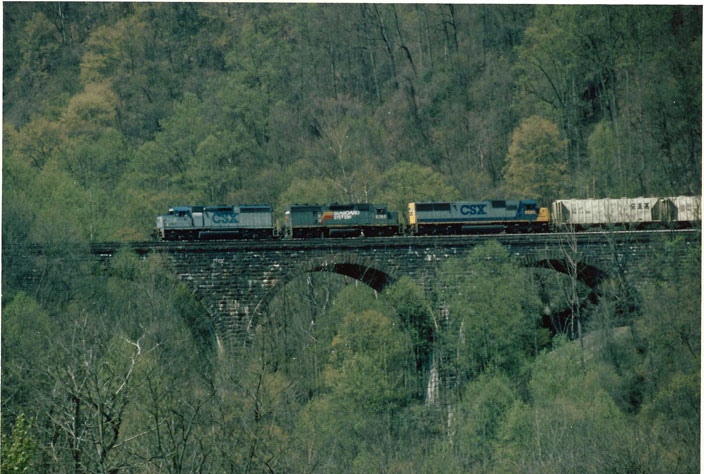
[408,199,550,234]
[155,204,274,240]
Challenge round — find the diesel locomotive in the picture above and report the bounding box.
[155,196,700,240]
[284,203,399,238]
[408,199,550,235]
[155,204,274,240]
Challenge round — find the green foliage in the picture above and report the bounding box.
[628,239,700,471]
[386,276,436,379]
[640,373,699,471]
[635,239,700,390]
[62,82,119,136]
[3,4,700,240]
[2,292,53,350]
[278,176,341,210]
[2,221,699,473]
[504,115,568,201]
[326,309,413,408]
[377,161,458,218]
[513,5,701,197]
[26,161,90,244]
[305,306,414,468]
[2,147,38,244]
[453,371,518,469]
[495,337,630,473]
[585,121,621,196]
[1,292,55,419]
[1,414,38,474]
[8,10,69,123]
[437,241,546,383]
[1,4,700,471]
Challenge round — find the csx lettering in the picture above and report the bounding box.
[212,213,239,224]
[460,204,487,215]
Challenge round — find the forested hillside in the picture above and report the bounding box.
[2,4,701,473]
[3,239,699,472]
[3,4,701,242]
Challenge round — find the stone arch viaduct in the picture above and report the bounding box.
[5,230,698,348]
[90,230,697,347]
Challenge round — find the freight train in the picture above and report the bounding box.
[154,196,700,240]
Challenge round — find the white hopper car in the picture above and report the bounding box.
[551,196,701,229]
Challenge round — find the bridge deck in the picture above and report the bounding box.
[87,228,699,255]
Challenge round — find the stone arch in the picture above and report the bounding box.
[250,254,399,326]
[523,255,611,334]
[528,258,609,290]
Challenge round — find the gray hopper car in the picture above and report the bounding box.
[551,196,701,229]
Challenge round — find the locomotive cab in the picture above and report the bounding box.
[526,202,550,229]
[155,206,196,240]
[537,206,550,222]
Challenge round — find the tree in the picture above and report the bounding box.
[3,117,63,170]
[385,276,436,392]
[503,115,567,201]
[277,176,341,211]
[436,241,546,390]
[299,308,414,469]
[1,292,56,449]
[40,307,150,473]
[1,414,39,474]
[495,337,631,473]
[25,161,91,244]
[10,11,64,123]
[513,5,701,197]
[377,161,458,219]
[584,120,623,197]
[513,6,584,167]
[325,309,413,411]
[304,96,387,202]
[2,141,39,245]
[630,239,700,471]
[451,371,517,470]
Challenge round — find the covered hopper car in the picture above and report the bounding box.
[551,196,701,230]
